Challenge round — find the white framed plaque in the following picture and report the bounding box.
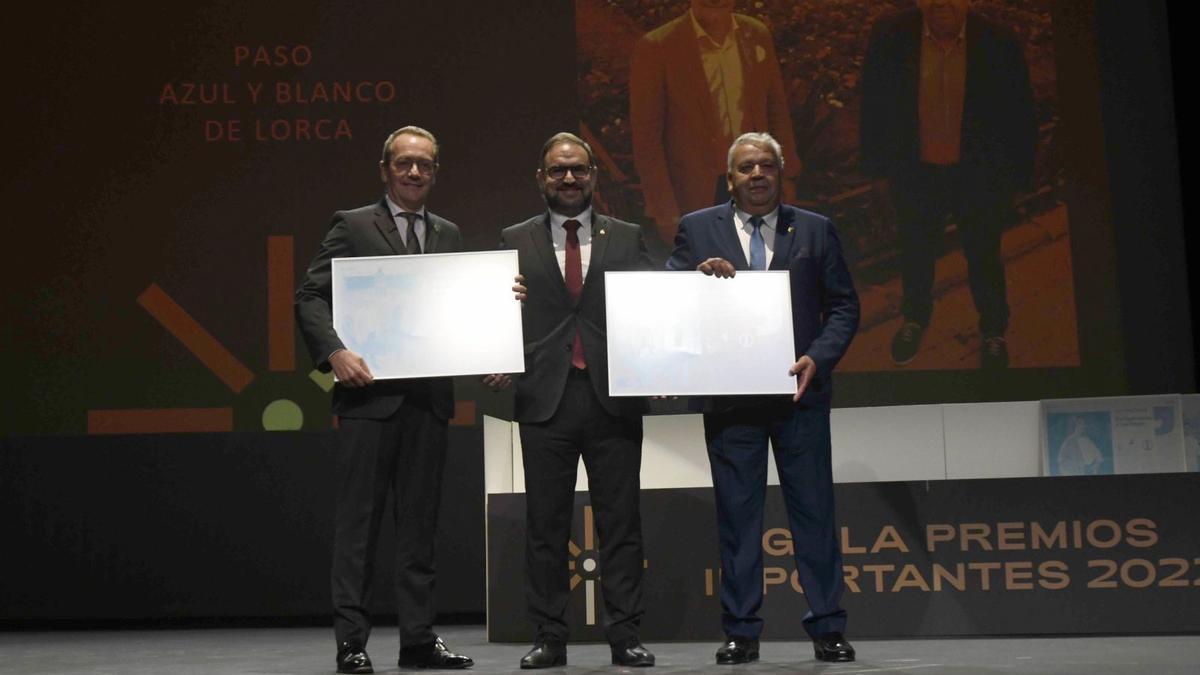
[1184,394,1200,472]
[331,250,524,380]
[604,271,795,396]
[1040,395,1185,476]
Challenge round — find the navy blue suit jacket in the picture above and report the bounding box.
[666,202,859,410]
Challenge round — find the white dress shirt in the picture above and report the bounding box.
[385,195,427,252]
[732,206,778,269]
[548,207,594,282]
[691,9,745,140]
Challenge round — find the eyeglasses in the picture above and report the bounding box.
[390,157,437,175]
[544,164,593,181]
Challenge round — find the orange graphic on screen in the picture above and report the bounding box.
[87,235,475,434]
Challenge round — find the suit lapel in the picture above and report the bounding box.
[585,215,610,288]
[530,213,570,302]
[769,206,798,270]
[896,12,923,131]
[424,213,442,253]
[371,198,404,254]
[670,18,722,149]
[715,203,749,269]
[736,19,766,128]
[963,14,986,132]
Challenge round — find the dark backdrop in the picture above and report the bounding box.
[0,0,1190,625]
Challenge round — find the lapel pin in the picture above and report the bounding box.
[598,229,606,236]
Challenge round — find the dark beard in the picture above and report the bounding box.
[543,187,592,217]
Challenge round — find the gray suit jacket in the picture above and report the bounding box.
[499,213,652,424]
[295,197,462,420]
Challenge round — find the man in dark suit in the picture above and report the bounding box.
[495,132,655,669]
[860,0,1036,369]
[295,126,473,673]
[667,132,859,664]
[630,0,801,243]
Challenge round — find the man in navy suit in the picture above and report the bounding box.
[667,132,859,664]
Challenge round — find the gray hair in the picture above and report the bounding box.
[381,125,439,163]
[726,132,784,172]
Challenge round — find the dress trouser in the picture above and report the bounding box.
[520,369,645,645]
[331,397,447,650]
[704,399,847,640]
[890,162,1013,336]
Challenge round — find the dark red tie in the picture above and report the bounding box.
[563,219,586,369]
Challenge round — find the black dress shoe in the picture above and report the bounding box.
[520,641,567,669]
[981,335,1009,370]
[398,636,474,669]
[336,644,374,674]
[891,321,925,366]
[812,632,855,662]
[611,639,655,667]
[715,637,759,665]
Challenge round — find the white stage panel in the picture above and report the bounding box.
[640,414,713,489]
[944,401,1041,479]
[483,415,515,496]
[830,404,947,482]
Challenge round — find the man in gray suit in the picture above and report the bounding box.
[295,126,473,673]
[495,132,655,669]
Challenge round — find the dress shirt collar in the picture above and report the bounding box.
[690,8,739,48]
[733,205,779,235]
[922,17,967,46]
[548,207,594,234]
[385,194,427,222]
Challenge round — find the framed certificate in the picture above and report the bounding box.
[1040,395,1185,476]
[604,271,795,396]
[331,250,524,379]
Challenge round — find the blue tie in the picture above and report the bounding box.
[748,215,766,271]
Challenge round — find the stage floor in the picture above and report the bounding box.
[2,625,1197,674]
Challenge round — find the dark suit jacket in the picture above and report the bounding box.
[295,197,462,421]
[859,8,1036,192]
[500,213,653,424]
[630,12,801,222]
[666,202,859,411]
